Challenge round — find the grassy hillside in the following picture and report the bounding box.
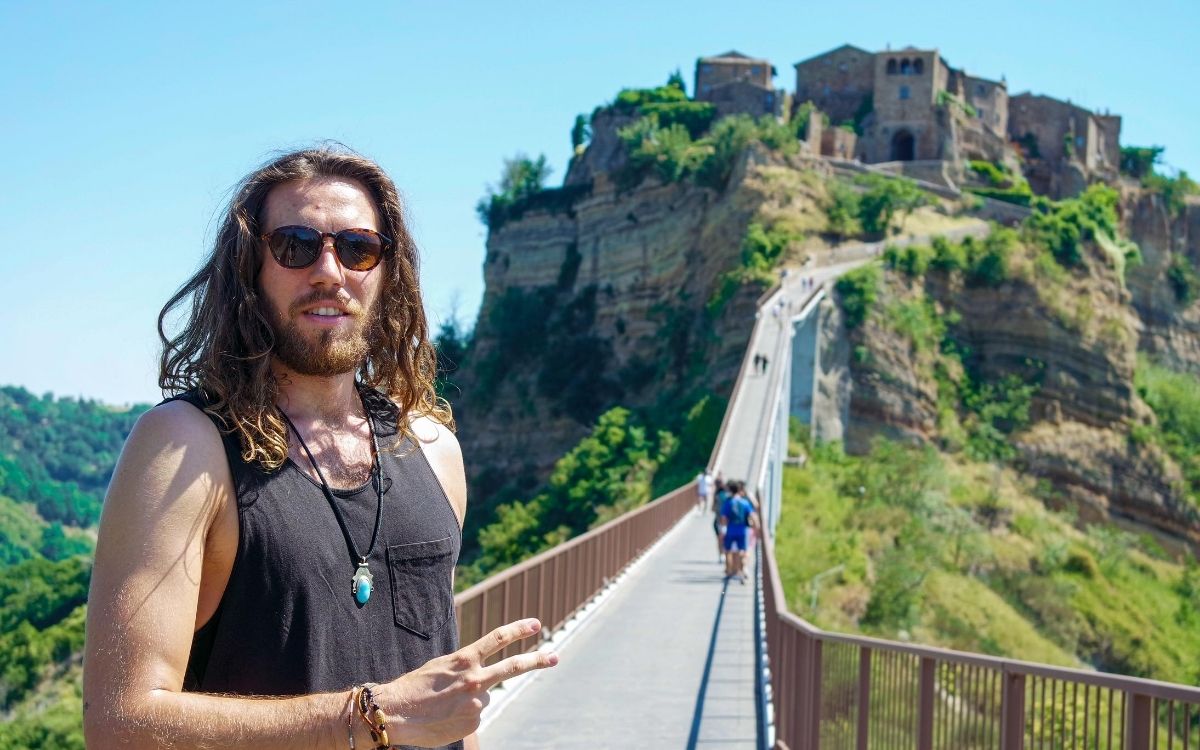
[776,425,1200,686]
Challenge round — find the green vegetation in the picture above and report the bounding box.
[1135,357,1200,507]
[606,77,716,139]
[476,153,581,230]
[935,90,978,119]
[1146,169,1199,218]
[570,114,590,151]
[776,435,1200,686]
[834,264,882,329]
[965,160,1033,206]
[1168,254,1200,305]
[618,113,802,192]
[457,406,676,587]
[1025,182,1142,284]
[708,222,801,315]
[823,174,927,239]
[0,386,146,527]
[1120,145,1165,180]
[1119,144,1198,216]
[474,285,621,424]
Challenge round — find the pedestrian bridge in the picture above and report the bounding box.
[461,233,1200,749]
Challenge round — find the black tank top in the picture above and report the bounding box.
[166,389,463,750]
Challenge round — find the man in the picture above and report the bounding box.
[694,468,713,514]
[83,147,557,750]
[720,481,757,583]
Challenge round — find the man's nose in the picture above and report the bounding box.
[308,237,346,285]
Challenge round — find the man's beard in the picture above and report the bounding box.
[265,295,377,377]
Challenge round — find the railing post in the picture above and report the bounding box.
[917,657,935,750]
[999,670,1026,750]
[1125,692,1152,750]
[807,636,823,750]
[856,647,870,750]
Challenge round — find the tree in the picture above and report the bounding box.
[666,68,686,95]
[475,153,553,228]
[1119,145,1165,180]
[857,175,927,237]
[570,114,591,151]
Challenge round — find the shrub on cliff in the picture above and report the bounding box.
[1168,255,1200,305]
[1025,184,1120,268]
[856,174,928,237]
[835,264,882,329]
[475,153,553,229]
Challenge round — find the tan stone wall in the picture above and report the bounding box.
[793,45,875,124]
[820,126,858,158]
[704,79,780,118]
[964,75,1008,138]
[866,50,943,162]
[696,58,771,98]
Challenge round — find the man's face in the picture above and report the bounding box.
[258,177,384,377]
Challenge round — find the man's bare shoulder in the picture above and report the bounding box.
[111,399,233,512]
[408,412,460,451]
[408,413,466,525]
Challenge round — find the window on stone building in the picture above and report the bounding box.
[702,64,712,75]
[976,83,986,97]
[913,59,924,75]
[899,85,910,100]
[839,62,847,71]
[886,59,897,75]
[900,59,912,75]
[752,66,761,76]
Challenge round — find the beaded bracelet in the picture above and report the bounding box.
[356,682,391,749]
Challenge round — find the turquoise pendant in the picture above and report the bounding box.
[352,563,373,605]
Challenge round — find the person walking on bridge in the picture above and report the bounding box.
[695,468,714,515]
[721,481,758,583]
[83,147,556,750]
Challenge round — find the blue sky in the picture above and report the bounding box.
[1,0,1196,406]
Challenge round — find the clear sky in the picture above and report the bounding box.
[2,0,1196,406]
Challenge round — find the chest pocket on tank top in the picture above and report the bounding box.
[386,537,455,639]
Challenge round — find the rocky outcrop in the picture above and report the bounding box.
[457,148,827,493]
[834,227,1199,546]
[1124,190,1200,373]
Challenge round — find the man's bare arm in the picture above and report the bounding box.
[83,403,555,749]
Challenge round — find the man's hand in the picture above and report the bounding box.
[380,619,558,747]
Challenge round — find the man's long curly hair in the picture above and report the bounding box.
[158,145,452,470]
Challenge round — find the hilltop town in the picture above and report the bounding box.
[568,44,1123,200]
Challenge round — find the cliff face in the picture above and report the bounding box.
[456,149,829,496]
[835,213,1200,546]
[1125,192,1200,372]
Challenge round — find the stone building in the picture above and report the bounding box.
[790,44,1121,196]
[694,50,782,119]
[793,45,1005,165]
[1009,94,1121,196]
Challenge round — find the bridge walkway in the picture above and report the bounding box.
[478,512,754,748]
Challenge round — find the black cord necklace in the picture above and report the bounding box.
[278,388,384,606]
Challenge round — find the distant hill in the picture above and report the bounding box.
[0,386,149,527]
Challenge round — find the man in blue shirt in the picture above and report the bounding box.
[720,481,758,582]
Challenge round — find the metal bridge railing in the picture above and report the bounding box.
[759,521,1200,750]
[454,484,693,664]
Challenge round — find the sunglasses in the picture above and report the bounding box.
[260,225,391,272]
